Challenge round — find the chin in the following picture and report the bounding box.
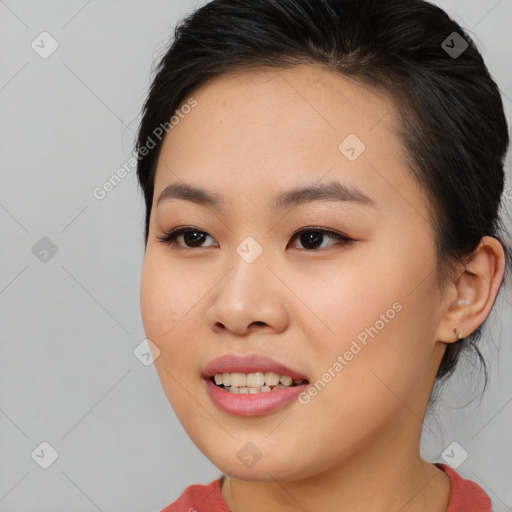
[203,443,316,482]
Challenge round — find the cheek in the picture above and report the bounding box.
[140,254,203,412]
[140,246,194,324]
[293,249,438,395]
[293,302,433,452]
[140,253,187,350]
[140,259,165,344]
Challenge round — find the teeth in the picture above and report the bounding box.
[223,383,292,393]
[212,371,306,389]
[230,373,247,387]
[280,375,292,386]
[246,372,265,387]
[265,372,280,386]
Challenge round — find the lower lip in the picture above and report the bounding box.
[204,378,309,417]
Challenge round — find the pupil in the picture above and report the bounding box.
[184,231,205,247]
[300,231,322,249]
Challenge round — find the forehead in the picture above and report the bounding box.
[153,64,429,223]
[187,64,399,129]
[181,65,400,142]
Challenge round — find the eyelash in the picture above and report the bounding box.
[156,226,354,251]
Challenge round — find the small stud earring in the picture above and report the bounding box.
[453,328,463,340]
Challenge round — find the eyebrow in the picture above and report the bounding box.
[156,180,376,210]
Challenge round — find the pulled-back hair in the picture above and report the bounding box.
[136,0,511,390]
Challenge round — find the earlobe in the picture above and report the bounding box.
[435,236,506,344]
[452,327,463,341]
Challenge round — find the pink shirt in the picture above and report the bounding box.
[159,463,492,512]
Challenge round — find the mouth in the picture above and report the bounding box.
[204,371,310,416]
[201,353,310,413]
[209,372,309,394]
[202,352,310,394]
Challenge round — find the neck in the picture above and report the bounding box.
[222,424,451,512]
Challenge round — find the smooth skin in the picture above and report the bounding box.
[139,64,505,512]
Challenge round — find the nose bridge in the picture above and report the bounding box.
[225,234,273,301]
[235,234,267,266]
[206,234,289,334]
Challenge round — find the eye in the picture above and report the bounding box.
[156,226,354,251]
[156,226,218,249]
[288,227,354,250]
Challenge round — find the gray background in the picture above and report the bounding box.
[1,1,511,510]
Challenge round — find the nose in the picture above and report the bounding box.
[205,251,290,336]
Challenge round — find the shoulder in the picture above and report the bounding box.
[156,468,494,512]
[157,477,229,512]
[434,463,492,512]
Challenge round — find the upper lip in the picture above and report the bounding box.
[202,353,309,381]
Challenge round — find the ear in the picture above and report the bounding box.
[435,236,506,343]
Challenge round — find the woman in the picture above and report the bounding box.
[136,0,511,510]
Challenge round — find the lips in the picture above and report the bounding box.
[201,353,309,382]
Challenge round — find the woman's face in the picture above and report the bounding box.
[140,64,449,481]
